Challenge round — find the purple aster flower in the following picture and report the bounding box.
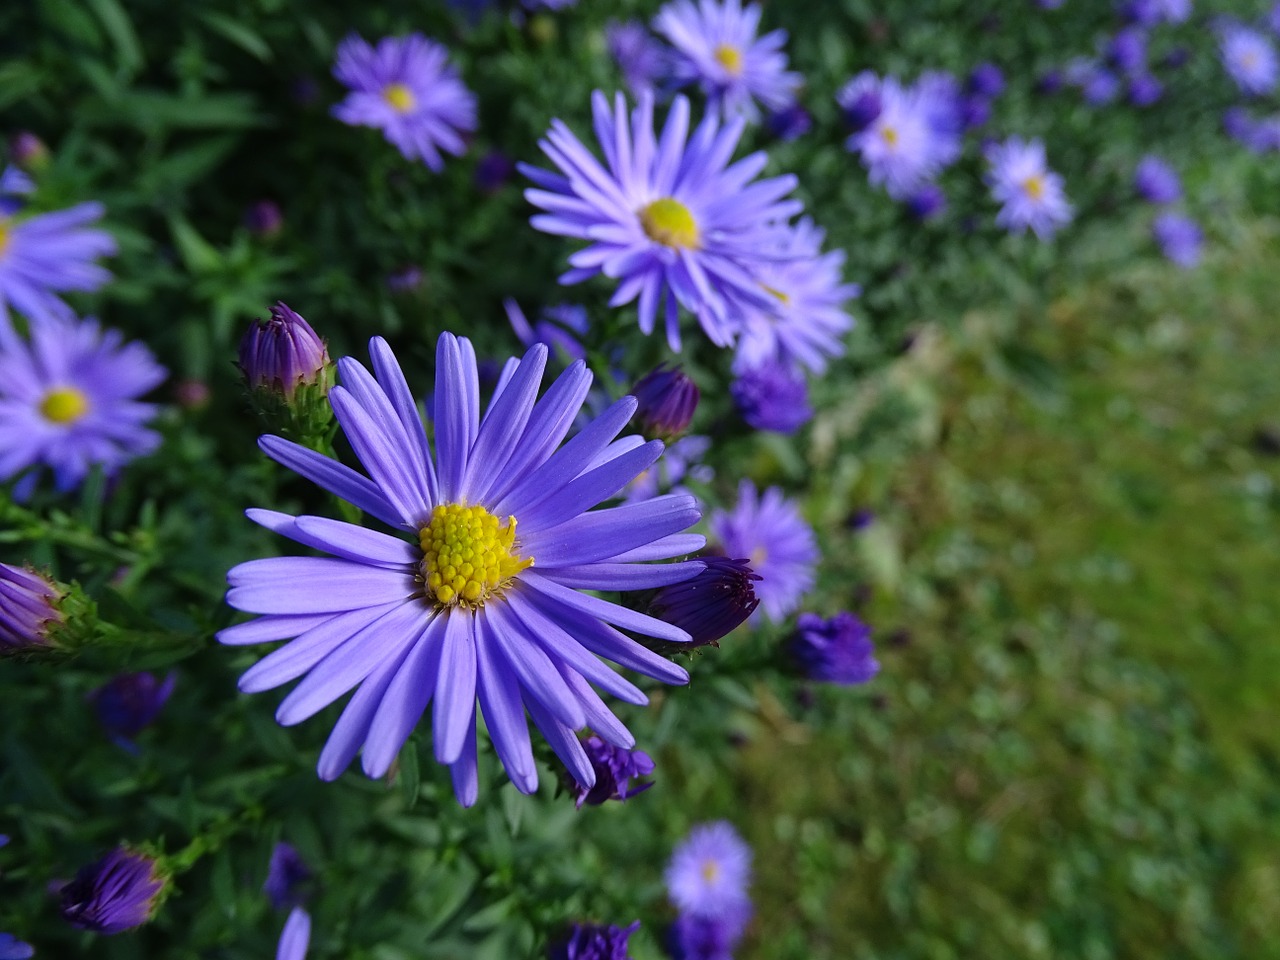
[850,78,947,200]
[730,218,858,376]
[1127,72,1163,106]
[648,555,759,645]
[632,364,699,438]
[239,303,333,401]
[264,842,312,911]
[913,71,964,168]
[625,434,713,504]
[521,91,801,350]
[386,265,424,293]
[708,480,817,623]
[1220,24,1279,96]
[1107,27,1148,74]
[550,920,640,960]
[0,934,33,960]
[668,900,751,960]
[0,200,115,325]
[571,736,654,807]
[0,563,63,654]
[961,95,992,130]
[967,63,1005,98]
[907,183,947,221]
[730,361,812,433]
[1082,66,1121,105]
[764,103,811,141]
[791,611,879,684]
[1133,155,1181,204]
[219,333,706,805]
[653,0,801,122]
[665,821,751,919]
[505,299,589,363]
[60,846,168,934]
[276,907,310,960]
[607,20,669,95]
[985,137,1073,240]
[0,315,166,498]
[88,671,176,741]
[331,34,477,171]
[836,71,883,133]
[1035,69,1065,95]
[1152,212,1202,268]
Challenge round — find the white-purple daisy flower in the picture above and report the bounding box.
[709,479,817,623]
[850,78,947,200]
[521,91,801,350]
[665,820,752,919]
[331,33,477,171]
[1219,24,1279,96]
[220,333,706,805]
[0,316,166,498]
[0,201,116,324]
[653,0,800,122]
[984,137,1073,240]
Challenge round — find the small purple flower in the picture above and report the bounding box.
[0,315,166,497]
[730,361,812,433]
[1220,24,1279,96]
[386,265,424,293]
[1133,155,1181,204]
[907,183,947,221]
[0,200,116,324]
[0,934,34,960]
[764,102,811,141]
[276,907,310,960]
[1152,212,1202,268]
[709,481,817,623]
[239,303,332,401]
[331,33,477,170]
[1127,72,1163,106]
[836,71,882,132]
[60,847,168,934]
[505,299,589,363]
[961,95,992,130]
[0,563,63,654]
[849,78,950,200]
[1121,0,1189,24]
[244,200,283,237]
[571,736,655,807]
[632,364,699,438]
[0,167,34,217]
[648,555,760,645]
[1107,27,1147,74]
[1082,67,1121,106]
[9,132,48,171]
[668,900,751,960]
[985,137,1073,240]
[1035,69,1064,95]
[666,821,751,919]
[265,843,313,911]
[653,0,801,122]
[474,150,516,192]
[550,920,640,960]
[89,671,176,740]
[967,62,1005,98]
[791,612,879,684]
[606,20,668,95]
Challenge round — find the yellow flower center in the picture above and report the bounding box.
[714,43,744,75]
[700,859,721,883]
[750,546,768,568]
[762,284,791,306]
[638,197,700,250]
[383,83,416,113]
[39,387,90,425]
[418,503,533,607]
[880,125,899,147]
[1022,175,1045,201]
[0,219,10,257]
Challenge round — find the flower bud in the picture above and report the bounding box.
[9,132,49,172]
[60,846,170,934]
[632,364,699,439]
[648,556,760,649]
[790,612,879,685]
[238,303,334,441]
[88,671,176,741]
[264,842,313,911]
[0,563,64,655]
[569,736,655,808]
[550,921,641,960]
[244,199,283,238]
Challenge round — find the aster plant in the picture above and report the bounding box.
[0,199,116,324]
[221,332,706,804]
[985,137,1073,240]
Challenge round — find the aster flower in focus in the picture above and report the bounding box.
[1133,155,1181,204]
[791,611,879,685]
[654,0,800,121]
[89,671,176,742]
[1219,24,1279,96]
[264,842,312,911]
[730,360,812,434]
[607,19,668,95]
[666,821,752,919]
[0,199,116,324]
[985,137,1073,240]
[276,907,310,960]
[220,333,705,804]
[0,934,33,960]
[505,298,589,363]
[709,481,817,623]
[570,736,655,807]
[60,846,169,934]
[648,555,759,646]
[0,315,166,498]
[331,33,477,171]
[550,920,640,960]
[1152,212,1203,268]
[521,91,801,349]
[0,563,63,654]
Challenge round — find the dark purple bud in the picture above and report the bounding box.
[89,671,176,740]
[0,563,64,654]
[387,265,424,293]
[1035,70,1064,95]
[848,508,877,531]
[843,90,882,132]
[1162,45,1192,69]
[173,378,211,410]
[1082,68,1121,106]
[632,363,699,438]
[730,362,812,434]
[906,184,947,221]
[244,199,283,238]
[1134,155,1181,204]
[961,95,991,130]
[264,843,313,911]
[1127,73,1163,107]
[649,557,760,647]
[60,847,169,934]
[570,736,655,808]
[549,920,641,960]
[1107,27,1148,73]
[238,302,332,401]
[475,150,516,192]
[9,132,48,172]
[791,612,879,685]
[966,62,1005,98]
[765,103,812,141]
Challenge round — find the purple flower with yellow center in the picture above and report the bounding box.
[708,480,816,623]
[60,846,169,934]
[1,563,63,654]
[0,315,165,498]
[632,364,699,439]
[850,78,946,200]
[653,0,800,122]
[730,218,858,376]
[89,671,176,741]
[730,360,812,434]
[665,821,751,919]
[1152,212,1203,268]
[1133,155,1181,204]
[219,333,705,805]
[0,199,115,324]
[331,33,477,171]
[550,920,640,960]
[276,907,310,960]
[791,611,879,684]
[607,20,669,95]
[521,91,801,350]
[571,736,655,807]
[985,137,1073,240]
[0,934,33,960]
[648,555,759,646]
[1220,24,1279,96]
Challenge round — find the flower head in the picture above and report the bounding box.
[264,842,313,911]
[220,333,705,804]
[730,360,812,434]
[0,200,115,324]
[654,0,800,122]
[89,671,176,741]
[1152,212,1203,268]
[708,481,817,623]
[521,91,801,350]
[607,20,669,95]
[1220,24,1279,96]
[331,33,477,170]
[648,555,759,646]
[0,563,63,654]
[276,907,311,960]
[1107,27,1148,73]
[791,612,879,684]
[665,821,751,919]
[1133,155,1181,204]
[667,900,751,960]
[967,62,1005,98]
[60,846,168,934]
[570,736,655,807]
[9,132,48,172]
[850,78,950,200]
[0,934,33,960]
[0,315,165,497]
[239,303,332,401]
[985,137,1073,240]
[550,920,641,960]
[632,364,699,439]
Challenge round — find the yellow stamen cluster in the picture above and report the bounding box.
[639,197,700,250]
[761,283,791,306]
[1022,175,1046,201]
[418,503,532,607]
[0,219,10,257]
[880,125,900,148]
[39,387,90,425]
[700,859,721,883]
[714,43,744,76]
[383,83,416,113]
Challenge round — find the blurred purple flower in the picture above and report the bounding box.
[730,361,812,434]
[1127,72,1163,106]
[764,102,812,141]
[0,199,115,324]
[1220,24,1279,96]
[606,19,668,95]
[550,920,640,960]
[504,298,589,362]
[1152,212,1202,268]
[666,821,751,919]
[668,899,751,960]
[907,183,947,221]
[244,200,283,237]
[264,843,312,911]
[474,150,516,192]
[89,671,176,741]
[985,137,1073,240]
[836,71,883,132]
[1107,27,1148,74]
[1133,155,1181,204]
[967,62,1005,98]
[791,611,879,684]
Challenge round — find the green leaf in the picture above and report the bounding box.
[198,11,274,61]
[85,0,143,75]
